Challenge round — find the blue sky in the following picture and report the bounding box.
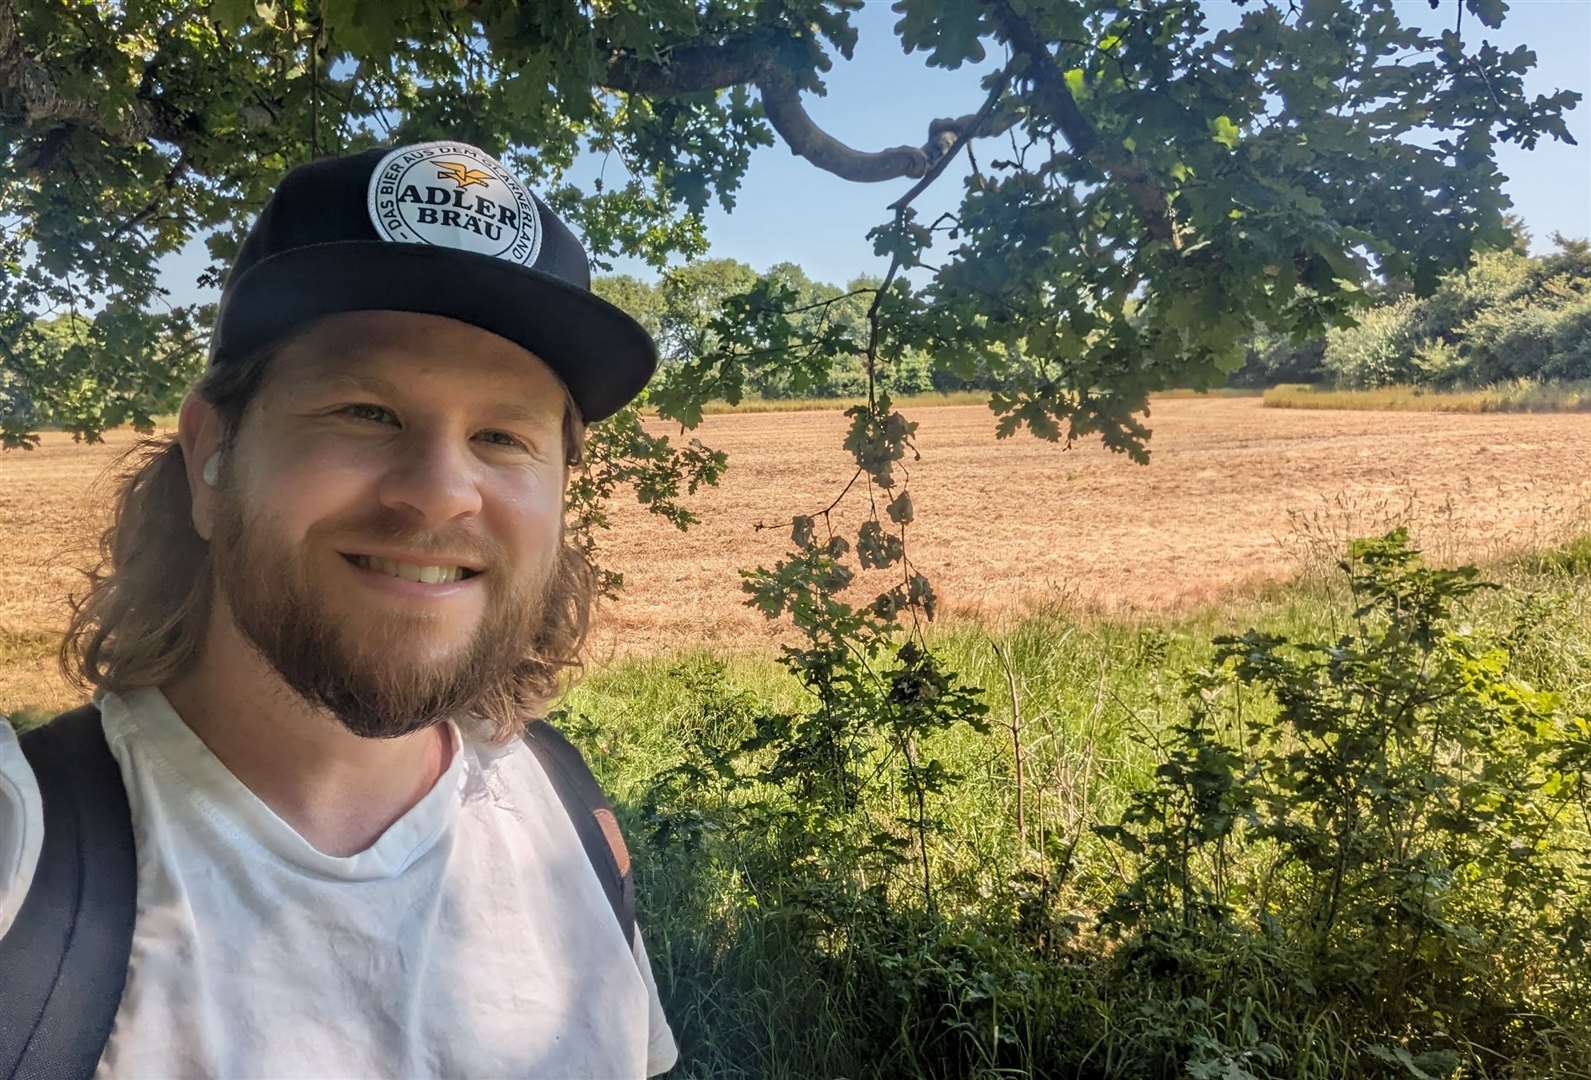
[157,0,1591,302]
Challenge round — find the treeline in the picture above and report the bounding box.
[596,232,1591,403]
[1234,232,1591,390]
[11,237,1587,438]
[596,260,968,400]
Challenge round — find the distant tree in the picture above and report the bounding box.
[592,274,665,343]
[1499,212,1533,257]
[655,258,763,368]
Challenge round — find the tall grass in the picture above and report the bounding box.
[1263,378,1591,413]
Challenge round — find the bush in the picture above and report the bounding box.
[1547,293,1591,380]
[1241,241,1591,394]
[1453,279,1591,385]
[1095,531,1591,1075]
[1323,296,1421,387]
[1408,249,1535,347]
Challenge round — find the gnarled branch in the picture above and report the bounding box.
[756,67,934,182]
[601,31,1008,184]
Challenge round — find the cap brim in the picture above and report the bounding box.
[211,242,657,423]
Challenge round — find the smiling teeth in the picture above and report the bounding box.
[355,555,465,584]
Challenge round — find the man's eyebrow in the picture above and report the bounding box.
[302,371,398,397]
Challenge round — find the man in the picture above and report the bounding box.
[0,141,679,1077]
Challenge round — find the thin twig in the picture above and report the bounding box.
[888,60,1017,212]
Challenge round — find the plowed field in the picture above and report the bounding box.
[4,397,1590,710]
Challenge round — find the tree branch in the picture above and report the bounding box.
[109,152,190,241]
[890,62,1017,210]
[0,0,193,156]
[599,29,780,93]
[986,0,1180,248]
[600,31,1012,184]
[756,66,934,182]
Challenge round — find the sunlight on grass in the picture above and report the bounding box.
[1263,379,1591,413]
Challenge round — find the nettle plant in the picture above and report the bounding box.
[1095,531,1591,1071]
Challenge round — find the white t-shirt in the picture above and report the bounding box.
[0,688,679,1079]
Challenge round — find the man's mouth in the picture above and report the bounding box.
[342,553,483,585]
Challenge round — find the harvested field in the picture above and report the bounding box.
[3,397,1590,711]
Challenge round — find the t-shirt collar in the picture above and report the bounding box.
[99,686,467,882]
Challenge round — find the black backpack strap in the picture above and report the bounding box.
[0,704,136,1080]
[522,720,636,951]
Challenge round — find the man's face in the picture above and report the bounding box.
[208,310,571,738]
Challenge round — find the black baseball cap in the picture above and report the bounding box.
[209,141,657,423]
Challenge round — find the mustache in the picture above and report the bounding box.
[313,509,506,571]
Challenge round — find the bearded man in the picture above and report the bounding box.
[0,142,678,1078]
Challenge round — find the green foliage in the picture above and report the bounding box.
[0,309,207,449]
[1313,240,1591,391]
[1322,296,1423,388]
[597,261,939,400]
[1095,530,1591,1074]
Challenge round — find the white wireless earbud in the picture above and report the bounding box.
[202,452,222,487]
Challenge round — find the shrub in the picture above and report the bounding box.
[1095,531,1591,1074]
[1323,296,1421,387]
[588,532,1591,1077]
[1545,290,1591,380]
[1454,278,1591,385]
[1408,249,1535,346]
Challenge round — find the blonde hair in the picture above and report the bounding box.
[60,345,597,744]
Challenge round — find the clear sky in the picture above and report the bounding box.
[155,0,1591,303]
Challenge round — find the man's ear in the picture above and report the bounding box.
[177,392,225,541]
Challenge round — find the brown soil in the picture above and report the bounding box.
[4,398,1590,711]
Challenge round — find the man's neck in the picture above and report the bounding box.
[160,607,455,859]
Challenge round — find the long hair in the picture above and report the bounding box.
[59,345,597,745]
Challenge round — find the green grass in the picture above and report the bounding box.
[1263,378,1591,413]
[559,532,1591,1078]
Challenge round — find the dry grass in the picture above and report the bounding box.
[4,396,1590,714]
[1264,380,1591,413]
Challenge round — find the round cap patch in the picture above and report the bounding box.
[366,142,542,266]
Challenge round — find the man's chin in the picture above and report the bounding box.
[340,644,483,691]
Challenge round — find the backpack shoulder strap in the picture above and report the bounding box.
[521,720,636,951]
[0,704,136,1080]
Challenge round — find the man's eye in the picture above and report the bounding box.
[340,404,397,424]
[476,430,529,452]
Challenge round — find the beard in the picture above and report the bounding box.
[208,484,559,740]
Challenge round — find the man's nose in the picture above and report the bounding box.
[376,433,483,524]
